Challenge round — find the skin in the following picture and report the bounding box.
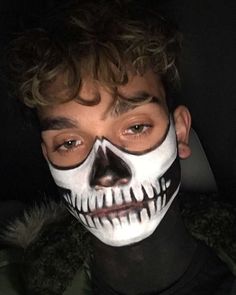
[40,70,192,170]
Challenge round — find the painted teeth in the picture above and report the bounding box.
[122,188,132,203]
[120,215,129,227]
[86,215,95,228]
[166,179,171,188]
[101,217,113,231]
[132,184,144,201]
[76,194,82,211]
[162,194,166,208]
[79,214,87,226]
[112,217,121,228]
[93,217,103,230]
[105,188,113,207]
[140,208,149,223]
[129,211,139,224]
[161,177,166,191]
[97,191,104,209]
[114,187,123,205]
[143,183,154,199]
[148,200,156,216]
[157,196,162,211]
[82,197,88,212]
[89,193,96,211]
[155,181,161,194]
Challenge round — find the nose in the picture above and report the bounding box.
[89,146,131,188]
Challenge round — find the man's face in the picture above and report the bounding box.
[40,70,183,246]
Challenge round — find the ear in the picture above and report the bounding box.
[173,106,192,159]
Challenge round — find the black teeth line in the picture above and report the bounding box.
[102,193,106,208]
[137,211,142,222]
[74,195,77,209]
[141,185,149,200]
[95,195,98,211]
[99,217,104,226]
[144,202,151,218]
[154,199,157,211]
[87,197,92,213]
[68,194,73,206]
[89,217,96,228]
[80,214,89,227]
[130,187,137,202]
[112,189,115,206]
[107,215,113,227]
[127,213,131,224]
[121,189,126,202]
[151,185,159,198]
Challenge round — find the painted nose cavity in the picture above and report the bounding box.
[89,146,132,187]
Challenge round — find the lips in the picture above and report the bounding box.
[89,199,151,219]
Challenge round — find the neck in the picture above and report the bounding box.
[91,199,197,294]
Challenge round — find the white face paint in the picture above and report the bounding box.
[48,119,181,246]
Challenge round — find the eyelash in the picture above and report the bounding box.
[53,123,152,153]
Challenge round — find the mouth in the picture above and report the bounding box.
[88,182,169,218]
[60,157,180,229]
[88,197,163,219]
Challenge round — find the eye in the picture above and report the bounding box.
[124,124,152,135]
[57,139,82,151]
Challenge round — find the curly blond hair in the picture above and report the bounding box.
[7,0,182,108]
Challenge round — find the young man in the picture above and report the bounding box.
[1,0,234,294]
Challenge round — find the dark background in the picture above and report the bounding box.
[0,0,235,205]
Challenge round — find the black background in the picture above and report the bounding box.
[0,0,235,204]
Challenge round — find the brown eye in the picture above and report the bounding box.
[59,139,82,151]
[130,125,146,133]
[125,124,152,135]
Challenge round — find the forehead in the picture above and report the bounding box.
[38,70,166,119]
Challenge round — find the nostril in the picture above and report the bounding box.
[95,175,130,188]
[117,178,130,185]
[96,174,119,187]
[89,146,132,188]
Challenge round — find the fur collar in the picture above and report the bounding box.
[1,201,67,249]
[1,201,91,294]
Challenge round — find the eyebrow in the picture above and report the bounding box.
[109,91,161,117]
[40,117,78,131]
[40,92,162,131]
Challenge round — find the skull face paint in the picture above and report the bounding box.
[47,118,181,246]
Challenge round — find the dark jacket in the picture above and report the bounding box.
[0,194,235,294]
